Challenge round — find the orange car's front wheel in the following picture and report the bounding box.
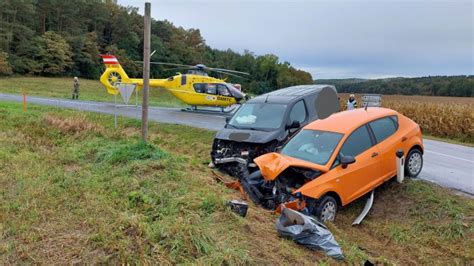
[311,195,338,223]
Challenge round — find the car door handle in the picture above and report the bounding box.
[371,152,379,158]
[401,136,407,142]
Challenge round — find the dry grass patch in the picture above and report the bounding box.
[43,114,104,136]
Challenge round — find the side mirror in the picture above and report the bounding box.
[340,155,356,169]
[286,120,300,130]
[225,116,231,123]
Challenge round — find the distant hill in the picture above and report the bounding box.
[315,76,473,97]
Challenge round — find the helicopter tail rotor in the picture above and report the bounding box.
[99,55,132,95]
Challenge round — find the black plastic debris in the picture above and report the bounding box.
[364,260,375,266]
[226,200,248,217]
[275,207,344,260]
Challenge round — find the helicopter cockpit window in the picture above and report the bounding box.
[206,84,217,94]
[217,84,231,96]
[193,83,205,93]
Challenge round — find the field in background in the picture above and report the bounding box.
[0,101,473,264]
[1,77,472,142]
[339,94,474,143]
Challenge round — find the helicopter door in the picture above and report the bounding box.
[217,84,231,96]
[205,84,217,94]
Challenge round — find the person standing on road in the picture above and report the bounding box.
[72,77,80,100]
[346,94,357,110]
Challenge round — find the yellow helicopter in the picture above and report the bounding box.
[99,54,249,111]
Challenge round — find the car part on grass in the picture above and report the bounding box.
[211,171,244,195]
[276,207,344,260]
[226,200,248,217]
[352,190,374,225]
[364,260,375,266]
[275,195,307,214]
[211,85,340,179]
[396,149,405,183]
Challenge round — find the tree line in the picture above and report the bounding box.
[0,0,313,94]
[315,76,473,97]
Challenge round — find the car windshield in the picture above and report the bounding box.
[281,129,343,165]
[228,103,287,130]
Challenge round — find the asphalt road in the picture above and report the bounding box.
[1,93,473,195]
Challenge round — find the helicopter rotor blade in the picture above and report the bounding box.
[163,67,194,72]
[209,68,250,76]
[134,61,250,75]
[213,70,249,80]
[134,61,195,68]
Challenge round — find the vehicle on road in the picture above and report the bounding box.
[243,107,424,222]
[210,85,340,178]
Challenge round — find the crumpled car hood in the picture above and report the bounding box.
[254,152,329,181]
[215,127,281,144]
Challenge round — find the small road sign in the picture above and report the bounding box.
[361,94,382,107]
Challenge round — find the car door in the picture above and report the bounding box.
[333,124,382,204]
[287,100,308,135]
[368,116,400,182]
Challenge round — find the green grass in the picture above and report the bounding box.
[424,134,474,147]
[0,101,473,264]
[0,76,184,107]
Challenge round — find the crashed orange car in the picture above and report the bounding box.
[243,107,423,222]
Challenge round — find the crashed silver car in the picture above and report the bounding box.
[210,85,340,178]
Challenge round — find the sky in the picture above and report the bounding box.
[119,0,473,79]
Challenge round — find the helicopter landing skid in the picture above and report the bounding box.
[181,105,241,115]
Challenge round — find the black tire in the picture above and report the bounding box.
[405,149,423,178]
[312,195,338,223]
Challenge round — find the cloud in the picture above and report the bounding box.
[119,0,473,78]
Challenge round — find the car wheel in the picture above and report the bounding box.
[405,148,423,178]
[313,195,338,222]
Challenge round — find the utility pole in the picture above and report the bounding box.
[141,2,151,141]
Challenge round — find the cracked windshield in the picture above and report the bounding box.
[228,103,287,130]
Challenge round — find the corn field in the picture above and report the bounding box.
[339,94,474,143]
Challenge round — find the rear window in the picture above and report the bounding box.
[369,116,398,143]
[340,126,373,157]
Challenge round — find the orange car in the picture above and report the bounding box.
[243,107,423,222]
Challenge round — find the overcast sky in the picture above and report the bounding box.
[119,0,473,79]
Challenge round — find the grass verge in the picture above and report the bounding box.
[0,101,473,264]
[423,134,474,147]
